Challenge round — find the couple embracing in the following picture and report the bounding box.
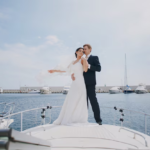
[48,44,102,125]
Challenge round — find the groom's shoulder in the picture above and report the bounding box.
[90,55,99,59]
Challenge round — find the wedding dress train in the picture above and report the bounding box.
[53,59,88,125]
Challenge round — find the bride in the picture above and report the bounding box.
[48,47,89,125]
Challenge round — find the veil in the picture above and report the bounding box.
[36,54,76,84]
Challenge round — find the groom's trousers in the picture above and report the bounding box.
[86,85,102,123]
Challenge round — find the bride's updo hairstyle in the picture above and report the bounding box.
[75,47,83,58]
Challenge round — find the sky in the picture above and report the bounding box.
[0,0,150,89]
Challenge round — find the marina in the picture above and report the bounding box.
[0,85,150,94]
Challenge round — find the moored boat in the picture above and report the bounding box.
[40,86,51,94]
[124,85,134,94]
[62,86,70,94]
[28,89,40,94]
[135,83,148,94]
[109,87,123,94]
[0,87,3,93]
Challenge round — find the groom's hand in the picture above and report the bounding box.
[71,73,75,81]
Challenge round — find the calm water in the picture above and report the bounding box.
[0,93,150,134]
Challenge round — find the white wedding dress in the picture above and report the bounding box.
[53,59,88,125]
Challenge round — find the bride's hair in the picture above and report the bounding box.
[75,47,83,58]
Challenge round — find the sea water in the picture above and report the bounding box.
[0,93,150,134]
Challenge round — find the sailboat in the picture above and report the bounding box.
[123,54,134,94]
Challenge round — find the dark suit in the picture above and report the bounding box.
[83,55,102,123]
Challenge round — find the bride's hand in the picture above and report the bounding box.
[48,70,54,73]
[81,57,86,61]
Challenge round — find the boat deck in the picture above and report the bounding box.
[23,124,150,150]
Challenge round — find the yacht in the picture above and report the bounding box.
[0,118,14,129]
[40,87,51,94]
[0,105,150,150]
[0,102,15,129]
[28,89,40,94]
[124,85,134,94]
[0,87,3,93]
[135,84,148,94]
[109,87,123,94]
[62,86,70,94]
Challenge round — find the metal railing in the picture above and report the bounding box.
[1,105,150,135]
[119,127,148,147]
[0,102,16,129]
[1,106,52,131]
[0,102,15,116]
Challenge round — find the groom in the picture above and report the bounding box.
[72,44,102,125]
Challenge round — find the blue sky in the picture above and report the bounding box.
[0,0,150,88]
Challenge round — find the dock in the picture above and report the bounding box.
[0,85,150,94]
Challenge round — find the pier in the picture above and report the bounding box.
[2,89,28,94]
[0,85,150,94]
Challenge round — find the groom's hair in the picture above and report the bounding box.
[83,44,92,50]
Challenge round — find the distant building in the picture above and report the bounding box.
[20,86,64,93]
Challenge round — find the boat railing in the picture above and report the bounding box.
[0,102,15,117]
[119,127,148,147]
[1,106,52,131]
[1,105,150,135]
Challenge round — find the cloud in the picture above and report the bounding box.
[46,35,59,45]
[0,35,74,71]
[0,44,40,69]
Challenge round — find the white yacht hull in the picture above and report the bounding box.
[135,84,148,94]
[28,91,40,94]
[109,90,122,94]
[135,90,148,94]
[0,119,14,129]
[62,90,68,94]
[40,90,50,94]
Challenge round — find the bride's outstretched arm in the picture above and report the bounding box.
[81,58,88,72]
[48,70,66,73]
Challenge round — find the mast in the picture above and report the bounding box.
[124,54,128,90]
